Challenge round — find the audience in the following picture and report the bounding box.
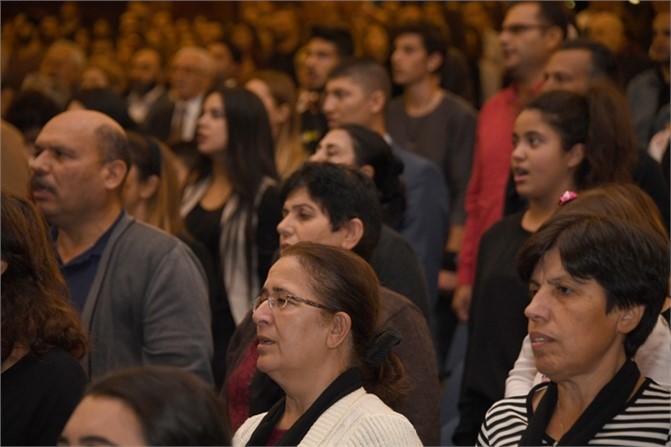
[2,191,88,446]
[0,4,668,444]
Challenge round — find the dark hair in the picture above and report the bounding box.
[5,89,62,141]
[211,37,243,65]
[280,162,382,261]
[523,82,635,190]
[310,26,354,59]
[86,366,230,446]
[337,124,406,229]
[1,191,88,361]
[327,58,392,101]
[281,242,404,401]
[391,21,447,73]
[516,213,669,358]
[508,1,569,39]
[205,87,278,201]
[559,38,622,87]
[70,87,137,130]
[126,131,186,236]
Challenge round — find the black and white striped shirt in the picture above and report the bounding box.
[477,380,671,446]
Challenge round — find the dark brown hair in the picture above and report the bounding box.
[1,191,88,361]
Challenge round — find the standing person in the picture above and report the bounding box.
[1,191,88,446]
[245,70,308,179]
[505,183,671,396]
[233,242,422,446]
[478,213,670,446]
[453,1,567,323]
[455,86,635,445]
[125,47,167,126]
[182,87,281,337]
[322,58,447,313]
[387,21,477,266]
[223,163,440,444]
[121,131,228,388]
[144,46,214,145]
[30,110,213,383]
[627,10,670,151]
[297,26,354,154]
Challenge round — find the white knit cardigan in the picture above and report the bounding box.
[232,388,422,447]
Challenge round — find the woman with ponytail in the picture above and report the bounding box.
[233,242,421,447]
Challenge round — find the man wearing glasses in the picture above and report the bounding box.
[453,2,568,445]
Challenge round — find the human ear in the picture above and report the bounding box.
[617,304,644,335]
[360,164,375,179]
[339,218,364,251]
[104,160,129,190]
[427,52,443,74]
[566,142,585,169]
[326,311,352,349]
[276,103,291,124]
[139,175,160,200]
[368,90,386,115]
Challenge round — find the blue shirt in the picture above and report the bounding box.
[52,212,124,313]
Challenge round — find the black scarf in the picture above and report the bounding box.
[246,368,363,446]
[519,359,641,446]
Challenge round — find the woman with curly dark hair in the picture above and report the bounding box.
[1,191,89,446]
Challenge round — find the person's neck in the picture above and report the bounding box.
[279,365,347,429]
[403,78,443,117]
[369,117,387,139]
[522,181,575,232]
[55,204,122,264]
[513,66,545,105]
[660,63,670,83]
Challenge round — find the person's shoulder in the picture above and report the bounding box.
[441,90,478,116]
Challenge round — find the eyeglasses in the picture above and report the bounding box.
[501,24,550,35]
[253,291,338,313]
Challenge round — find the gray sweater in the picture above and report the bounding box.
[80,213,214,384]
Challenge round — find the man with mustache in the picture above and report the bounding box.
[30,109,213,384]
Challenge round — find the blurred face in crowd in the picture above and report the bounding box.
[322,76,379,129]
[196,92,228,157]
[303,38,340,90]
[499,2,559,79]
[585,12,625,54]
[310,129,357,166]
[129,48,163,94]
[245,78,289,138]
[391,33,438,85]
[650,12,670,65]
[170,48,212,100]
[208,42,239,84]
[40,43,82,89]
[59,395,146,446]
[543,48,592,94]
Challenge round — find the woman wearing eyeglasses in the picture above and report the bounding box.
[232,242,422,446]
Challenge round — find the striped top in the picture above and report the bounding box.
[477,379,671,446]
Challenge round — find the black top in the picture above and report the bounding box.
[2,349,87,446]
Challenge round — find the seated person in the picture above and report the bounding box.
[478,210,671,445]
[59,365,229,446]
[225,162,440,445]
[233,242,422,446]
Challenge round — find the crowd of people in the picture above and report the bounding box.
[1,1,669,446]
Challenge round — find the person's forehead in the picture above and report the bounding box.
[394,32,424,47]
[550,49,592,71]
[307,38,338,54]
[505,2,541,24]
[327,76,364,93]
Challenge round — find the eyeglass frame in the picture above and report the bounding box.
[500,24,551,35]
[253,290,338,313]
